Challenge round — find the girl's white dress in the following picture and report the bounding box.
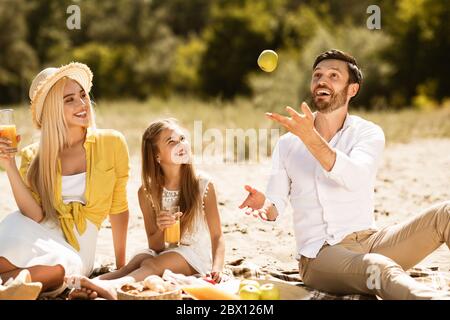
[133,174,213,275]
[0,173,98,283]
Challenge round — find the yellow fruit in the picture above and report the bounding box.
[257,50,278,72]
[239,285,261,300]
[259,283,280,300]
[239,279,260,291]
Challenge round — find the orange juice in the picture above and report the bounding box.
[164,220,180,246]
[182,285,240,300]
[0,125,17,148]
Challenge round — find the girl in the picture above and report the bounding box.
[68,119,225,300]
[0,63,130,298]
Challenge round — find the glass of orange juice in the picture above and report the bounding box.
[0,109,17,149]
[162,205,181,248]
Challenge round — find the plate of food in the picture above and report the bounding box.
[117,275,182,300]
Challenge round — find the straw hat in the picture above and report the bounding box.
[0,269,42,300]
[29,62,93,129]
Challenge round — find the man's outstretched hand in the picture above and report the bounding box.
[266,102,315,143]
[239,185,276,221]
[266,102,337,172]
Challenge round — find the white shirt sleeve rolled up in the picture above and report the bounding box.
[265,136,291,217]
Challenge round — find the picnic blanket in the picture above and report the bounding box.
[223,258,450,300]
[223,258,376,300]
[38,259,450,300]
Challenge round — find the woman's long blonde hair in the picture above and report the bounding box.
[141,119,201,236]
[27,77,96,224]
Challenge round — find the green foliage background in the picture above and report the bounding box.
[1,0,449,109]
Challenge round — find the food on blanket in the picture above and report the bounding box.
[239,279,260,291]
[143,275,169,293]
[182,285,240,300]
[121,283,141,292]
[120,276,179,298]
[239,284,261,300]
[237,279,281,300]
[259,283,280,300]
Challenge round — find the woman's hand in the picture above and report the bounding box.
[239,185,278,220]
[206,270,222,283]
[156,211,176,231]
[0,135,20,171]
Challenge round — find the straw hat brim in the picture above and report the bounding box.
[30,62,93,129]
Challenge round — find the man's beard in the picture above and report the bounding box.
[311,84,349,114]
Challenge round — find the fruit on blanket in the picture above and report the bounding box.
[259,283,280,300]
[239,285,261,300]
[239,279,260,291]
[257,50,278,72]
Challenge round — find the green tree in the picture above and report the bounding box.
[68,0,179,99]
[0,0,38,104]
[170,36,206,93]
[199,0,281,98]
[152,0,215,36]
[71,43,138,98]
[280,4,330,50]
[383,0,450,107]
[25,0,73,65]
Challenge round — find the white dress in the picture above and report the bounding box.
[133,175,213,275]
[0,173,98,282]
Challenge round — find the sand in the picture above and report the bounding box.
[1,138,449,273]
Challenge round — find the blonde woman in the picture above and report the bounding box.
[0,63,130,298]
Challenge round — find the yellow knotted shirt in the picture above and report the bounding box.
[19,128,130,251]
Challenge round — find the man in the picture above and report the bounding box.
[239,49,449,299]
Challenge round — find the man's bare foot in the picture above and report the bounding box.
[65,276,117,300]
[68,287,98,300]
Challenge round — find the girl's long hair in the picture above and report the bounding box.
[141,119,201,236]
[27,77,96,224]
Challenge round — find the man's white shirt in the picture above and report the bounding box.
[266,114,385,259]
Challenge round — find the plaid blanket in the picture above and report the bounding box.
[39,259,450,300]
[223,258,375,300]
[223,258,450,300]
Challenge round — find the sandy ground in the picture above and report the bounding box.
[1,139,449,274]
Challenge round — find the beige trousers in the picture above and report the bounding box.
[299,201,450,299]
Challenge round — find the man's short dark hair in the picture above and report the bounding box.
[313,49,363,86]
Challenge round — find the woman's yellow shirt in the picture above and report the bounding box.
[19,128,130,251]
